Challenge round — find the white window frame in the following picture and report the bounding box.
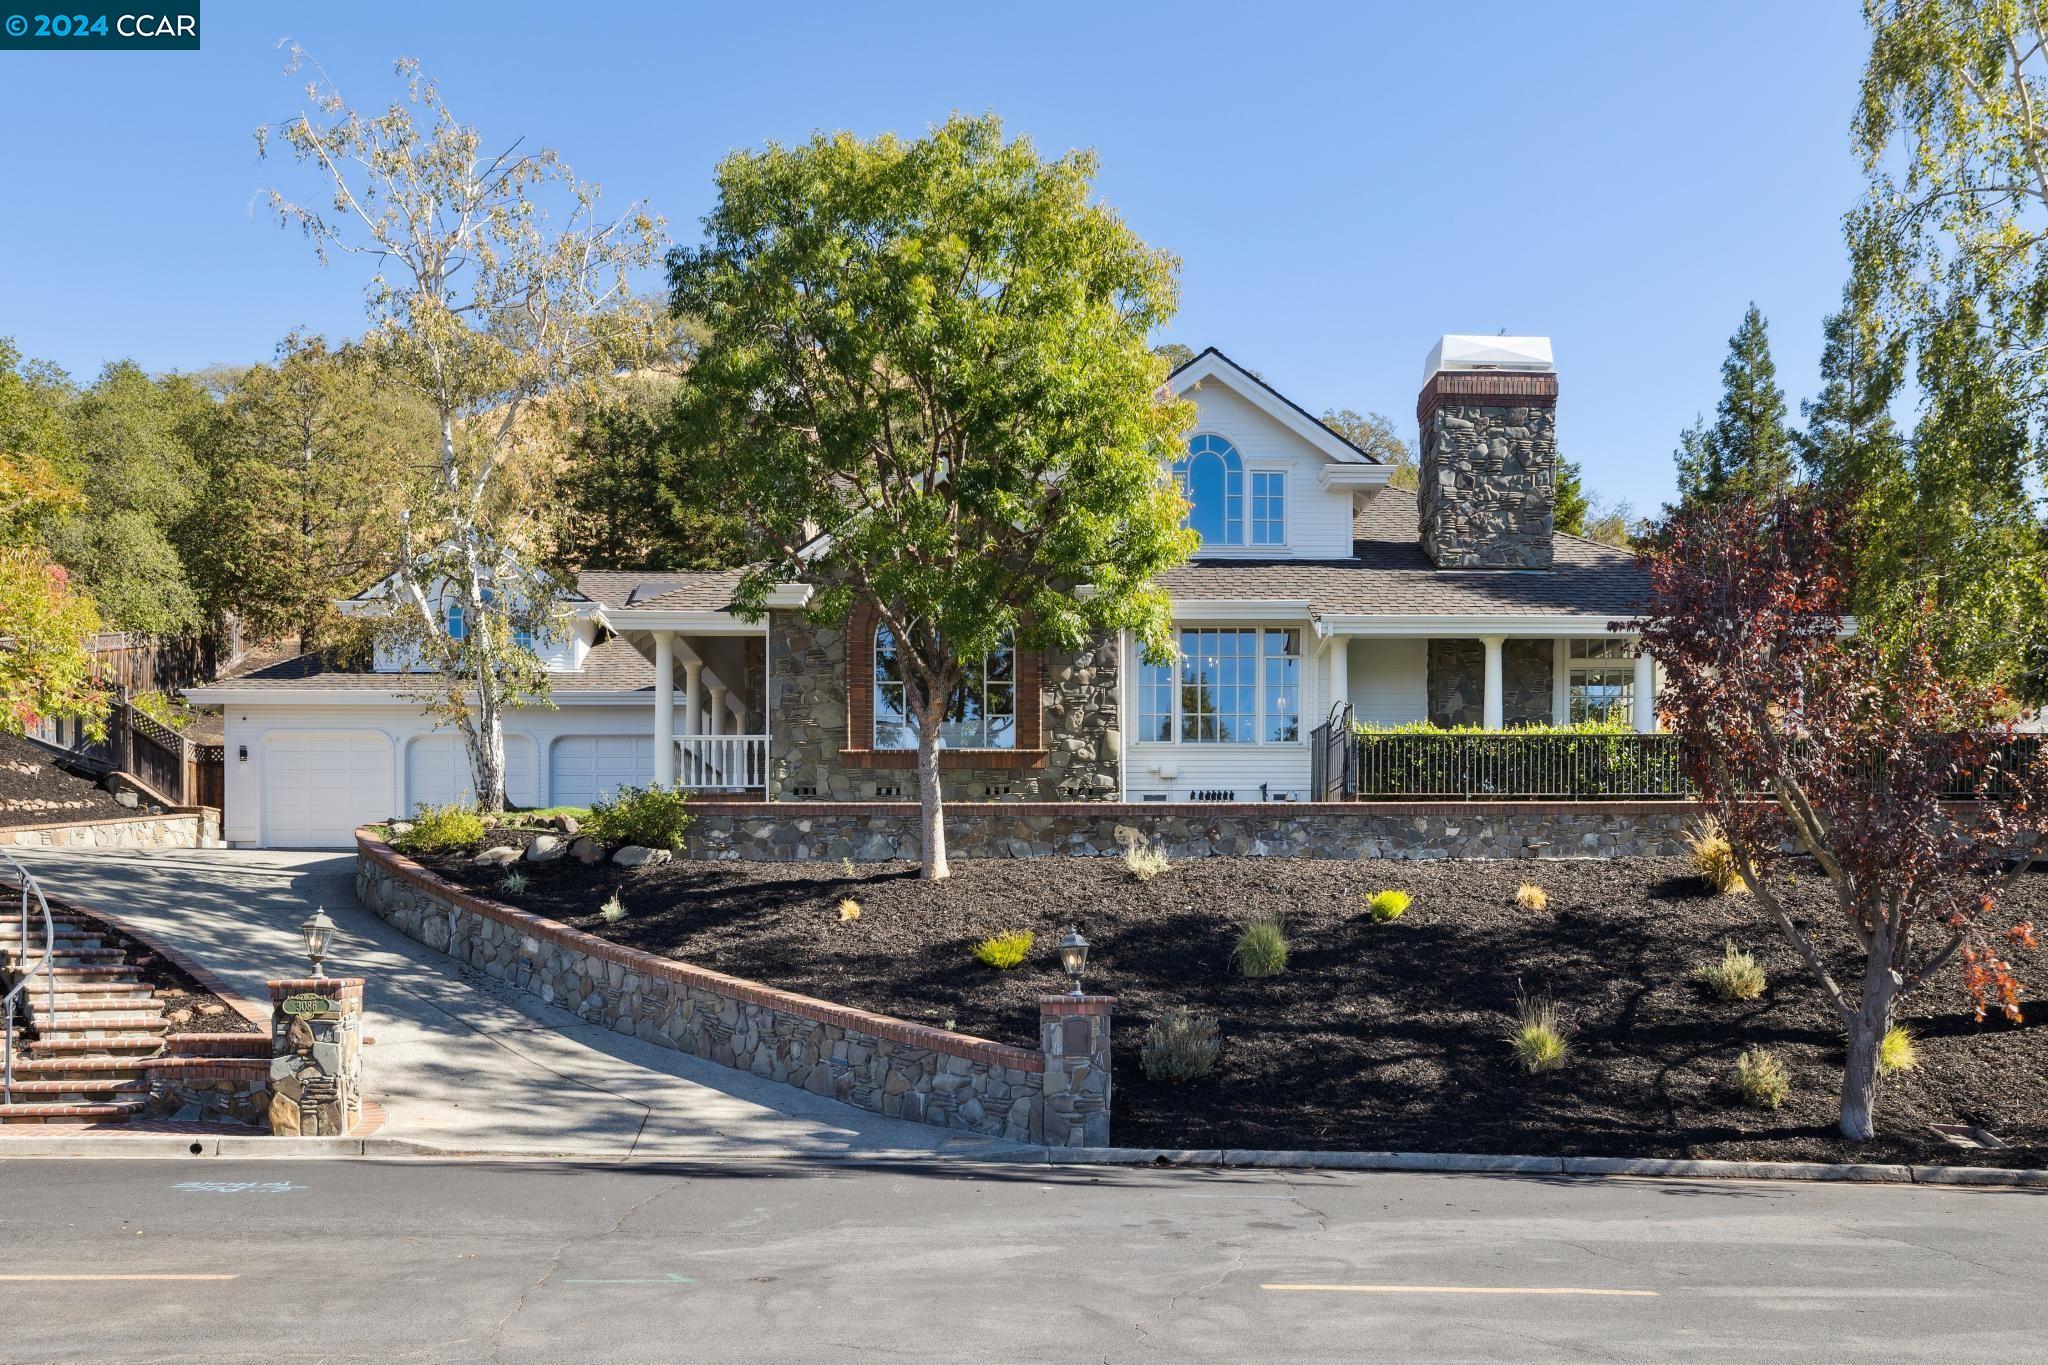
[1565,637,1636,726]
[1134,625,1304,747]
[1250,469,1288,547]
[874,624,1017,751]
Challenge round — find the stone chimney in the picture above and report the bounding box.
[1415,335,1558,570]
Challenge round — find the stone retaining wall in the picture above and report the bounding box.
[685,799,1699,862]
[0,809,218,850]
[354,836,1077,1145]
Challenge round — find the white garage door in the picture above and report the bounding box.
[406,734,537,813]
[262,733,394,848]
[549,736,654,808]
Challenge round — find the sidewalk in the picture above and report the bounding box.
[9,846,1030,1160]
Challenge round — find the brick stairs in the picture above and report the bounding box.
[0,911,263,1126]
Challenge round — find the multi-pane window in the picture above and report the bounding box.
[1568,638,1635,725]
[1251,471,1286,545]
[874,626,1017,750]
[1173,434,1246,546]
[1140,627,1302,745]
[445,602,466,641]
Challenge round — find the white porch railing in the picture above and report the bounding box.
[676,734,769,791]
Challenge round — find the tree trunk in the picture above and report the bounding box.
[467,690,508,814]
[916,695,949,881]
[1839,926,1900,1141]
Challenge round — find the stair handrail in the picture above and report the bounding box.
[0,850,58,1105]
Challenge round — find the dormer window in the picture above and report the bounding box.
[1175,434,1245,547]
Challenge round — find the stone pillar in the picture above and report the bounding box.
[1481,635,1505,731]
[653,631,675,788]
[1633,645,1657,734]
[266,977,365,1138]
[1039,994,1113,1148]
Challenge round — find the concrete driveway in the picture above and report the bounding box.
[10,846,1028,1160]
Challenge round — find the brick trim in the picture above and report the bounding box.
[1417,371,1559,425]
[1040,994,1116,1017]
[839,601,1045,768]
[356,831,1045,1072]
[683,798,1704,819]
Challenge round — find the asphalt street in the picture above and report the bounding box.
[0,1158,2040,1363]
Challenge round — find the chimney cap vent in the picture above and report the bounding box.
[1424,334,1554,382]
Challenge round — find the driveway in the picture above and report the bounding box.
[9,846,1028,1160]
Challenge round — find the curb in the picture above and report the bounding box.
[0,1137,2041,1186]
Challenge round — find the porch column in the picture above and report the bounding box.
[682,660,703,739]
[708,684,728,737]
[1481,635,1505,731]
[1327,639,1349,718]
[652,631,676,788]
[1633,645,1657,734]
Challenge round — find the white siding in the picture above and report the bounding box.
[1349,639,1429,726]
[1182,381,1357,558]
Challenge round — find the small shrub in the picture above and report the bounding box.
[1123,839,1171,882]
[1879,1025,1919,1076]
[971,930,1033,970]
[1232,916,1289,977]
[1507,988,1569,1073]
[1685,817,1749,895]
[1367,889,1411,923]
[599,891,627,923]
[1515,883,1549,912]
[392,802,487,856]
[1693,940,1767,1002]
[1735,1045,1791,1109]
[841,857,857,878]
[498,871,528,896]
[1141,1007,1221,1083]
[837,897,862,923]
[583,786,691,851]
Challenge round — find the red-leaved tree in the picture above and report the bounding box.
[1635,492,2045,1140]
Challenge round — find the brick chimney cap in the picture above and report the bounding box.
[1425,334,1554,382]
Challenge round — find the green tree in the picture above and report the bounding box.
[185,334,433,644]
[1153,342,1197,372]
[1674,305,1795,509]
[669,115,1197,878]
[1319,408,1417,490]
[261,53,667,809]
[1554,458,1590,537]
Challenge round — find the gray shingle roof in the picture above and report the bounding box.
[573,570,743,612]
[203,636,656,693]
[1155,488,1648,618]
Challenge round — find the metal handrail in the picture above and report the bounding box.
[0,850,58,1104]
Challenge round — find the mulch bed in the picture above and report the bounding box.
[0,734,128,828]
[417,835,2048,1168]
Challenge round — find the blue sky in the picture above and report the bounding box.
[0,1,1869,512]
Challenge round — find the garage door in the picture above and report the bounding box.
[548,736,654,807]
[406,734,537,813]
[262,734,393,848]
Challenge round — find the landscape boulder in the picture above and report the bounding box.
[113,789,139,809]
[568,836,604,864]
[526,834,566,863]
[612,845,672,867]
[555,814,581,835]
[388,821,415,837]
[472,846,520,868]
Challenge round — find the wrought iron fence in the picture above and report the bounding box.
[1355,730,1692,800]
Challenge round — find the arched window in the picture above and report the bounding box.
[1173,434,1246,546]
[874,625,1017,751]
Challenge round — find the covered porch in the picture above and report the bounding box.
[609,612,771,793]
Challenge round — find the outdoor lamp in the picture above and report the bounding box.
[1058,928,1090,997]
[301,907,336,979]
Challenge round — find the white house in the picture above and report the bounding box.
[189,335,1656,846]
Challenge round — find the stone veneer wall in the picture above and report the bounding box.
[354,835,1063,1144]
[0,809,216,850]
[1416,373,1559,570]
[686,799,1698,862]
[766,609,1120,803]
[1427,639,1555,728]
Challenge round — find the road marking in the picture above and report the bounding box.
[171,1181,304,1194]
[564,1274,696,1285]
[1261,1284,1658,1298]
[0,1274,241,1282]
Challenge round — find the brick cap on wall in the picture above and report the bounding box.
[356,831,1046,1073]
[1040,995,1116,1016]
[267,977,366,998]
[688,798,1703,819]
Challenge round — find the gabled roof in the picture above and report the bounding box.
[591,569,747,614]
[1167,347,1381,465]
[189,635,657,695]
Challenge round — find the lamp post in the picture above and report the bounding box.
[300,907,336,980]
[1057,928,1089,998]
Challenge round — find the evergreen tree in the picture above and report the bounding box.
[1674,305,1794,509]
[1554,458,1590,536]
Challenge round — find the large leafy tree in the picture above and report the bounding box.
[185,334,431,644]
[260,54,666,809]
[1320,408,1417,491]
[669,115,1197,879]
[1852,0,2048,699]
[0,446,106,737]
[1673,304,1795,510]
[1636,490,2046,1141]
